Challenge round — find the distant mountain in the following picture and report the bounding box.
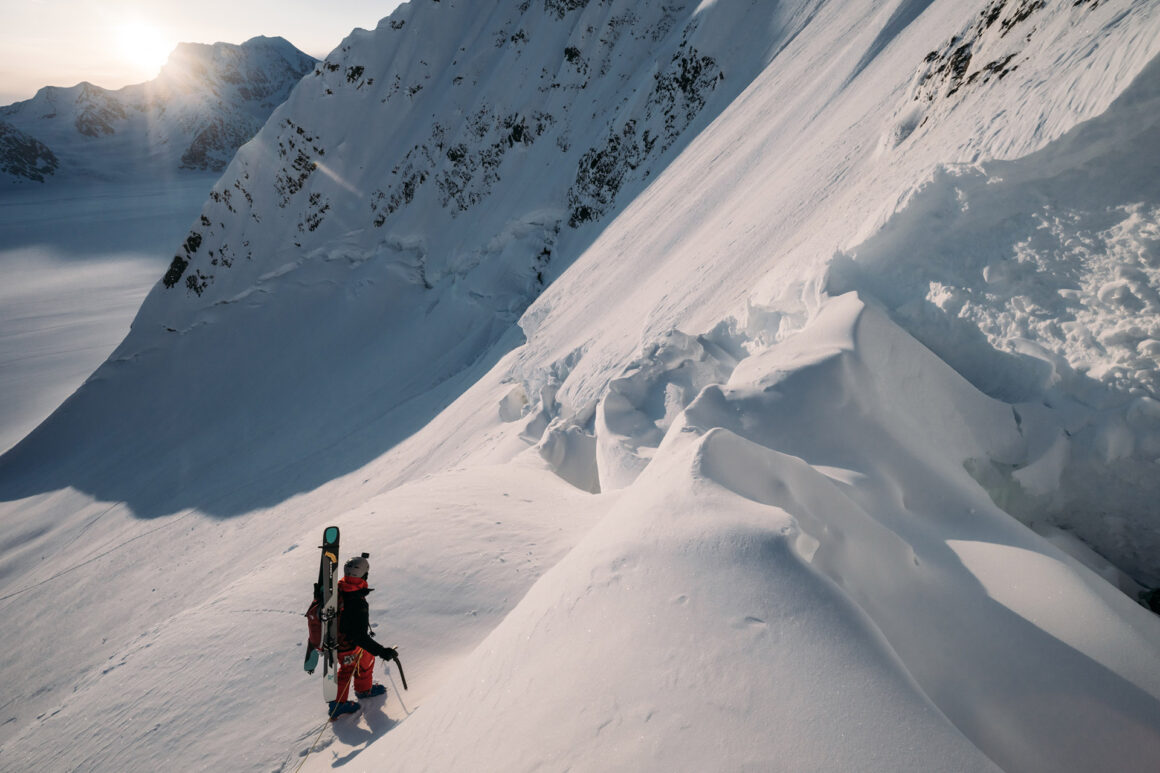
[0,36,317,183]
[0,121,58,181]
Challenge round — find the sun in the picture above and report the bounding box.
[113,20,175,76]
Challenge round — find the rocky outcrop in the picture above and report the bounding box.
[0,121,58,182]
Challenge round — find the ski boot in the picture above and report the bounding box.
[328,700,360,720]
[356,683,387,699]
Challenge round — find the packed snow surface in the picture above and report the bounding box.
[1,0,1160,771]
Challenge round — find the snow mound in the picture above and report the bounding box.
[683,295,1160,773]
[596,326,743,491]
[830,54,1160,583]
[368,434,1002,773]
[353,293,1160,772]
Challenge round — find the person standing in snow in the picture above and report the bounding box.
[328,554,400,718]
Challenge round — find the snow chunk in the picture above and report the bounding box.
[595,329,739,491]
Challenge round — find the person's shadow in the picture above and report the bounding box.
[327,698,398,766]
[328,673,414,767]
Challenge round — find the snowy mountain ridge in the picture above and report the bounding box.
[1,0,1160,770]
[0,36,317,182]
[147,0,786,312]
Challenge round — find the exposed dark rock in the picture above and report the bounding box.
[544,0,591,20]
[0,121,58,182]
[162,256,189,288]
[567,46,721,227]
[914,0,1092,104]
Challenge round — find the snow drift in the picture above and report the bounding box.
[830,53,1160,585]
[1,0,1159,771]
[375,293,1160,773]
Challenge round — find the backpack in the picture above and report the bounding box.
[303,584,343,673]
[305,597,323,653]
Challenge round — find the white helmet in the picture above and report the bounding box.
[344,555,369,579]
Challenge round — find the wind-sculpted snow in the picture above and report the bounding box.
[3,0,1160,770]
[680,297,1160,773]
[831,56,1160,584]
[594,327,742,491]
[498,326,746,494]
[373,293,1160,772]
[370,440,1006,772]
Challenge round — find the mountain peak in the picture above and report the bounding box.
[240,34,298,49]
[0,37,318,181]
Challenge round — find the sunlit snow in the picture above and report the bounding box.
[1,1,1159,771]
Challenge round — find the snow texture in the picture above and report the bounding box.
[1,0,1160,771]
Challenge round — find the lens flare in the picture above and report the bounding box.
[113,20,175,77]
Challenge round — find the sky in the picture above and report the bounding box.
[0,0,406,105]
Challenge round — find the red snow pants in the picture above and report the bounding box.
[336,647,375,702]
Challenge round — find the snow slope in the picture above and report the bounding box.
[0,37,316,183]
[1,0,1159,771]
[370,296,1160,773]
[828,55,1160,585]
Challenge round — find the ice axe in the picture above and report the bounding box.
[393,656,409,690]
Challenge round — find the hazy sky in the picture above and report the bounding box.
[0,0,406,105]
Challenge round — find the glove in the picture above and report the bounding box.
[380,646,398,661]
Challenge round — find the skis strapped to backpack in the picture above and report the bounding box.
[310,526,341,701]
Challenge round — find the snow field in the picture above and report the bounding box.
[0,177,215,453]
[0,461,609,772]
[2,0,1160,770]
[0,250,157,453]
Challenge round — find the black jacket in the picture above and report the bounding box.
[337,579,394,659]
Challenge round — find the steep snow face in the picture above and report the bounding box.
[142,0,815,319]
[2,0,1160,771]
[506,0,1160,403]
[829,51,1160,584]
[0,37,317,182]
[496,0,1160,581]
[0,0,820,516]
[887,0,1160,161]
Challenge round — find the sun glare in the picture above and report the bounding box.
[114,20,175,76]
